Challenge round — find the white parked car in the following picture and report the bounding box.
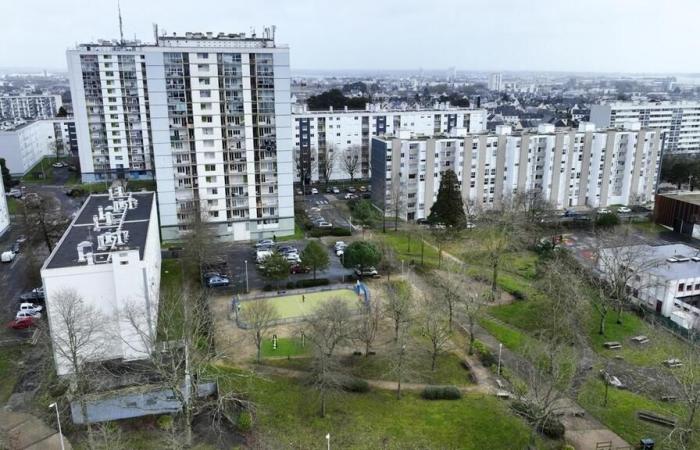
[255,239,274,248]
[335,241,347,256]
[18,303,43,315]
[332,187,340,194]
[16,310,41,320]
[317,221,333,228]
[598,208,611,214]
[466,222,476,229]
[617,206,632,214]
[256,250,273,263]
[311,188,319,195]
[1,250,16,263]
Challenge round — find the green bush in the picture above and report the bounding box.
[596,212,620,228]
[341,377,370,393]
[473,340,497,368]
[308,227,352,237]
[421,385,462,400]
[295,278,330,288]
[263,284,275,292]
[157,415,174,431]
[236,410,253,432]
[539,418,565,439]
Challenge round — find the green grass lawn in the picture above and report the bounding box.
[261,337,310,358]
[220,369,537,449]
[21,157,70,184]
[6,197,19,215]
[241,288,362,320]
[376,230,441,268]
[157,259,185,340]
[277,222,305,242]
[578,376,695,450]
[0,346,23,403]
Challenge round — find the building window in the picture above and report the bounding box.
[202,116,213,123]
[200,90,211,98]
[202,128,214,136]
[205,164,216,171]
[678,283,685,292]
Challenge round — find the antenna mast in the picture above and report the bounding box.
[118,0,125,45]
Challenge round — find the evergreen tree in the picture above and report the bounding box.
[427,169,467,229]
[300,240,330,280]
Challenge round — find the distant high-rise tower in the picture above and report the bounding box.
[488,73,503,92]
[67,29,294,241]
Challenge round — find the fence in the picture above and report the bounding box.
[232,282,371,329]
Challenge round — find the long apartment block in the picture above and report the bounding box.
[371,123,662,220]
[292,104,487,183]
[67,30,293,241]
[591,101,700,154]
[0,94,63,120]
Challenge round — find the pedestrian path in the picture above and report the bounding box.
[0,410,72,449]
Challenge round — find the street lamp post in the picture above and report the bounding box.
[326,433,330,450]
[497,343,503,377]
[49,403,65,450]
[244,260,249,293]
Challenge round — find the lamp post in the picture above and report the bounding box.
[49,403,65,450]
[325,433,330,450]
[497,343,503,377]
[244,260,249,293]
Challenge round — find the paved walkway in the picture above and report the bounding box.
[0,411,72,450]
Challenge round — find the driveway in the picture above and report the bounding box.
[302,193,351,229]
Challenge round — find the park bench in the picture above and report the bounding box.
[631,335,650,345]
[663,358,683,368]
[603,341,622,349]
[600,370,626,389]
[495,390,511,399]
[637,410,676,428]
[660,395,677,402]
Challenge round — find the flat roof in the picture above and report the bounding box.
[44,192,155,270]
[602,243,700,281]
[658,192,700,207]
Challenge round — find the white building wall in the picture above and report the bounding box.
[0,120,55,175]
[0,180,9,237]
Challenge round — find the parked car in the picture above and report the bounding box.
[290,264,310,274]
[7,317,36,330]
[296,189,303,195]
[617,206,632,214]
[206,275,230,287]
[285,253,301,263]
[18,303,43,315]
[52,161,66,168]
[466,222,476,229]
[7,188,22,198]
[598,208,611,214]
[202,271,222,281]
[311,188,319,195]
[19,288,44,302]
[344,193,356,200]
[355,266,379,278]
[326,187,333,193]
[317,221,333,228]
[358,185,367,192]
[1,250,16,263]
[15,235,27,244]
[11,242,20,254]
[334,241,347,256]
[256,250,273,263]
[277,246,298,254]
[332,187,340,194]
[16,310,41,320]
[255,239,275,248]
[347,186,357,193]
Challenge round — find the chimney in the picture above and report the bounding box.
[98,206,105,220]
[105,212,113,226]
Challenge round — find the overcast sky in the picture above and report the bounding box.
[2,0,699,73]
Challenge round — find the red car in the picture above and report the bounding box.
[7,317,36,330]
[290,264,310,274]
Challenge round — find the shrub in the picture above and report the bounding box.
[286,281,295,289]
[539,418,565,439]
[157,415,174,431]
[262,284,274,292]
[341,377,370,393]
[596,212,620,228]
[473,340,497,368]
[421,385,462,400]
[236,411,253,432]
[308,227,352,237]
[295,278,329,288]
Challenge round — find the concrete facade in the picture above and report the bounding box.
[371,123,661,220]
[0,120,56,175]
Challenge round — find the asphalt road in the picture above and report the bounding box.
[302,193,352,229]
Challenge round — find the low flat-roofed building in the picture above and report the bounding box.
[41,187,161,375]
[599,243,700,330]
[654,191,700,238]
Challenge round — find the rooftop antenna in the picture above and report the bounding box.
[153,23,159,45]
[118,0,125,45]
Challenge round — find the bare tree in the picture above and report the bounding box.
[596,230,659,325]
[515,342,578,445]
[421,296,452,371]
[353,300,382,357]
[20,192,70,253]
[385,175,405,232]
[430,270,462,332]
[341,146,361,182]
[318,144,337,186]
[481,224,511,301]
[385,333,420,400]
[456,289,486,356]
[179,202,219,281]
[385,280,413,342]
[304,298,354,417]
[240,300,279,362]
[50,289,110,448]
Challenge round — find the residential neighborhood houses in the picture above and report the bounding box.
[0,7,700,450]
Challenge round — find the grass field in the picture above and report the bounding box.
[261,337,310,358]
[0,346,22,403]
[242,288,362,320]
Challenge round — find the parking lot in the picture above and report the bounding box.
[226,238,354,292]
[302,193,351,229]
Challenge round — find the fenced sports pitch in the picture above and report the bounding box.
[234,284,370,328]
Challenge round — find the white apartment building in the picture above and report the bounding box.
[0,180,9,237]
[41,188,161,376]
[68,30,293,241]
[370,123,661,220]
[488,73,503,92]
[293,104,487,183]
[591,101,700,154]
[0,120,56,175]
[0,94,63,120]
[599,243,700,330]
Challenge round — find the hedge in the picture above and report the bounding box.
[421,385,462,400]
[283,278,330,289]
[341,377,370,393]
[308,227,352,237]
